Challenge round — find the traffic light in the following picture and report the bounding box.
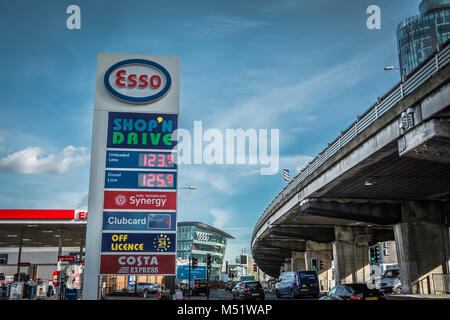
[206,253,212,269]
[369,247,375,262]
[374,246,381,263]
[253,265,257,272]
[319,259,324,270]
[192,257,198,269]
[311,258,318,270]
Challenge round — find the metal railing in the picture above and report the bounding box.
[253,40,450,237]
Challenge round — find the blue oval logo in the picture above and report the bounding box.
[104,59,172,104]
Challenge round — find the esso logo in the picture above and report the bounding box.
[104,59,172,104]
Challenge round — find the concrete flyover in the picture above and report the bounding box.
[252,40,450,294]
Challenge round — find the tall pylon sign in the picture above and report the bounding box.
[82,53,179,300]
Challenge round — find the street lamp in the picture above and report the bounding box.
[177,186,197,190]
[384,66,408,82]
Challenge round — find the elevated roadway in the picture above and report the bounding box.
[252,41,450,295]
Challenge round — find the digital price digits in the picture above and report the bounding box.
[138,173,174,188]
[138,153,175,168]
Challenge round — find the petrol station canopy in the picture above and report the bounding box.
[0,210,87,248]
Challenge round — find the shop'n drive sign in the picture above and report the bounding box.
[83,53,179,300]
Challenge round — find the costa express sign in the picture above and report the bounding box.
[104,59,171,104]
[100,254,176,275]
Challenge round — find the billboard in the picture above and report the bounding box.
[176,265,207,280]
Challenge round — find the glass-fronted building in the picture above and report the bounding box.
[397,0,450,76]
[177,222,234,281]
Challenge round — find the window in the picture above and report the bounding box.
[335,286,345,295]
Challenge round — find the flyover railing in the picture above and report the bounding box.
[254,40,450,237]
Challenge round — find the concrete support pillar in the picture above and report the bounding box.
[283,258,292,272]
[304,241,333,292]
[393,201,450,294]
[304,251,312,270]
[290,251,306,271]
[333,226,370,285]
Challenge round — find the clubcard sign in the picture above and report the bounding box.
[83,53,179,299]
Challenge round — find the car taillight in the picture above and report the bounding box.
[194,284,198,287]
[350,295,364,300]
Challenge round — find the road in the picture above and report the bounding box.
[104,289,450,300]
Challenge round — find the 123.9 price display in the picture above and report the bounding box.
[138,152,175,168]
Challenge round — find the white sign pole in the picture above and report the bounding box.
[82,110,108,300]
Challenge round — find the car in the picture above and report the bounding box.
[225,281,239,291]
[231,281,265,300]
[121,282,160,296]
[376,269,400,292]
[191,278,209,296]
[320,284,387,300]
[275,271,320,299]
[392,278,402,294]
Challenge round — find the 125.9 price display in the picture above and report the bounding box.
[138,173,175,188]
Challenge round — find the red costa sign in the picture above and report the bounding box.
[100,254,176,275]
[103,190,176,210]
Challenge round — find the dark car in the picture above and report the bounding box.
[231,281,265,300]
[191,278,209,296]
[275,271,319,299]
[225,281,239,291]
[320,284,387,301]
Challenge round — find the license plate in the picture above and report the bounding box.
[366,297,378,300]
[252,293,259,296]
[301,289,309,291]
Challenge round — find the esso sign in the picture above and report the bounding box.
[104,59,172,104]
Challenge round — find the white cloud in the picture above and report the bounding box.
[0,145,90,174]
[210,208,231,229]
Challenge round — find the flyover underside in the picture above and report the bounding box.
[253,62,450,283]
[313,141,450,201]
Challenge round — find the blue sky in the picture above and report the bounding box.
[0,0,421,262]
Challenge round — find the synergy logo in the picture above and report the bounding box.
[104,59,172,104]
[114,194,127,207]
[104,190,177,210]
